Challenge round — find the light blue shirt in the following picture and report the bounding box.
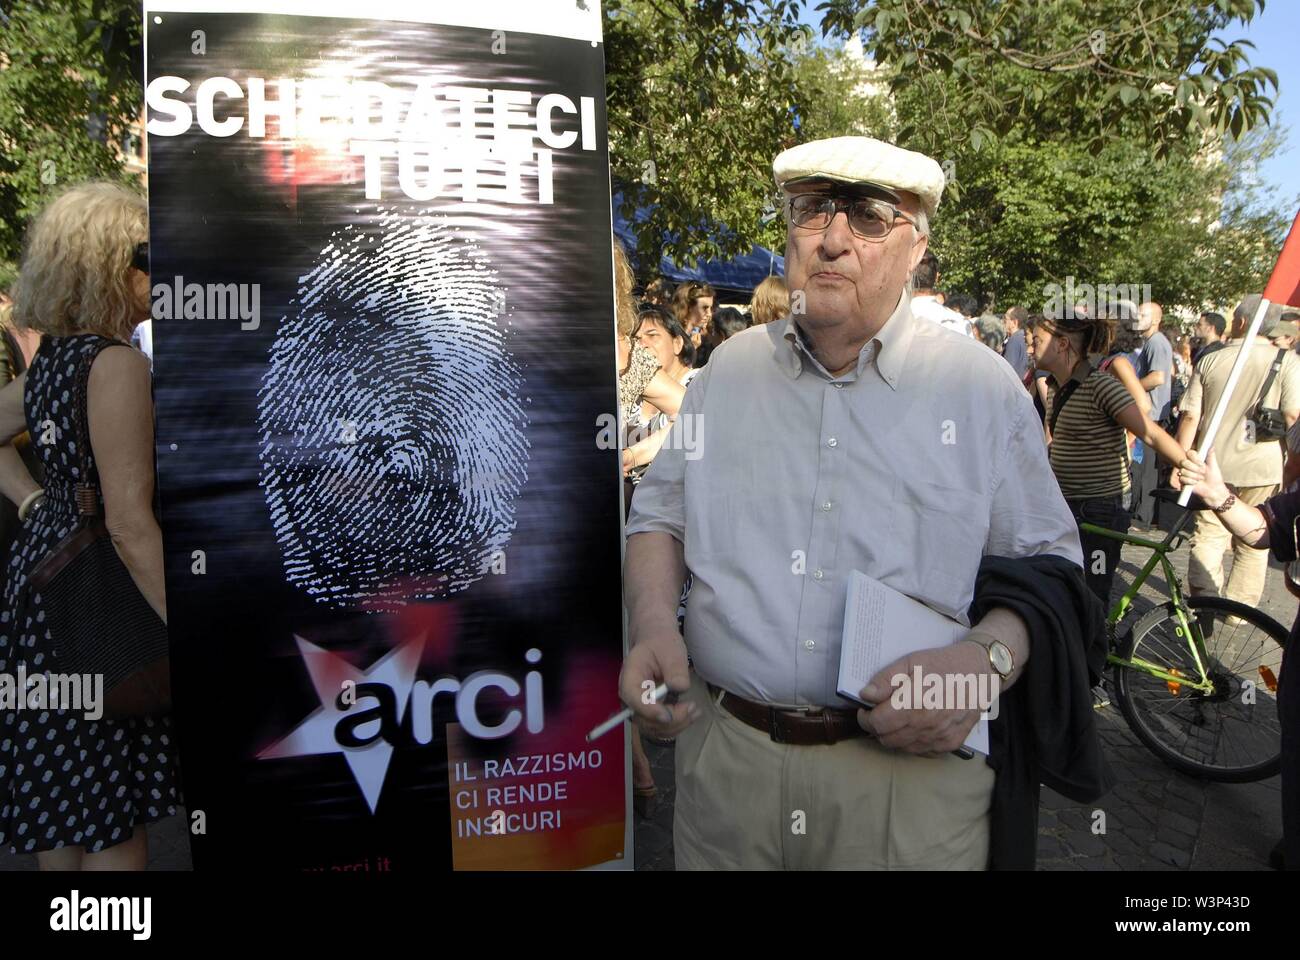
[626,291,1082,707]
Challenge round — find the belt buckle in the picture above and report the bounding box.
[768,704,817,743]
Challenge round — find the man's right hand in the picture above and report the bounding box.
[618,620,697,738]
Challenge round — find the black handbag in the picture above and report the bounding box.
[23,339,171,719]
[1249,348,1288,443]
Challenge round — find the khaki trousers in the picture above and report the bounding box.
[672,672,995,870]
[1187,483,1278,608]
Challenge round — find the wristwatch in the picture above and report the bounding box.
[965,635,1014,681]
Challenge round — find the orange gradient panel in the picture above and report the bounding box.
[445,654,627,870]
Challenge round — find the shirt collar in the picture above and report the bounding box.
[778,290,915,391]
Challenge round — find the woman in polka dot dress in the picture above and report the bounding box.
[0,182,181,869]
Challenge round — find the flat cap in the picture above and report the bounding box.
[1269,320,1299,339]
[773,136,947,218]
[1238,293,1286,331]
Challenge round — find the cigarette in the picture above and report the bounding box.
[586,683,669,741]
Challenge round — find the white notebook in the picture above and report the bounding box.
[837,569,991,755]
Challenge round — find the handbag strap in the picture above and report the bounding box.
[1252,348,1286,416]
[1049,377,1082,435]
[68,338,120,519]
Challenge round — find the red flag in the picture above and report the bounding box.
[1264,210,1300,308]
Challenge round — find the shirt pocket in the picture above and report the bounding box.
[894,478,989,616]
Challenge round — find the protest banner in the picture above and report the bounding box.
[144,0,628,870]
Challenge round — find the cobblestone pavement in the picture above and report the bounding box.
[635,509,1288,871]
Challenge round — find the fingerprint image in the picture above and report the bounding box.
[257,213,528,609]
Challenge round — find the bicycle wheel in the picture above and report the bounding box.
[1113,595,1287,782]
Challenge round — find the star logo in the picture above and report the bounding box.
[258,632,425,813]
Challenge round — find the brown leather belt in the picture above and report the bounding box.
[707,683,866,745]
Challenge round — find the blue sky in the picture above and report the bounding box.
[1240,1,1299,210]
[797,3,1300,214]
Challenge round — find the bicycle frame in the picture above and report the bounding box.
[1080,508,1216,694]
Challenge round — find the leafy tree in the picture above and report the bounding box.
[925,127,1291,317]
[790,36,897,143]
[800,0,1289,315]
[604,0,807,271]
[1,0,1287,314]
[0,0,143,285]
[817,0,1279,161]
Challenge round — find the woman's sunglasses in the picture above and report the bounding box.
[132,242,149,273]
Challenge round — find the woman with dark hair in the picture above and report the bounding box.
[1030,308,1191,605]
[624,307,697,479]
[634,306,697,395]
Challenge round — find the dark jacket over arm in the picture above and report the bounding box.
[968,553,1115,870]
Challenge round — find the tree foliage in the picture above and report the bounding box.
[604,0,807,271]
[0,0,1290,314]
[0,1,143,284]
[817,0,1278,162]
[925,125,1293,317]
[826,0,1294,315]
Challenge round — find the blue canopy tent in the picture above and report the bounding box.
[611,194,784,299]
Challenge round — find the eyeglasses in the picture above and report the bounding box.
[784,194,917,240]
[131,242,149,273]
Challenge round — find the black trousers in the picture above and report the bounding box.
[1067,494,1132,608]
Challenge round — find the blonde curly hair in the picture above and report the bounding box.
[612,236,638,338]
[12,181,148,340]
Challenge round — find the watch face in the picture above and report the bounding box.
[989,641,1013,677]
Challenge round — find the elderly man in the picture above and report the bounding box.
[620,136,1109,870]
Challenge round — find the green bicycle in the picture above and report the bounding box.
[1081,489,1287,783]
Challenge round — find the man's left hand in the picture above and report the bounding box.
[857,642,992,757]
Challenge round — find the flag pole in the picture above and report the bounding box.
[1177,297,1273,507]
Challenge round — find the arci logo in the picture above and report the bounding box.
[49,890,151,941]
[258,633,544,813]
[1041,276,1152,321]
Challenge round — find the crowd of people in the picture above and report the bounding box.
[0,131,1297,872]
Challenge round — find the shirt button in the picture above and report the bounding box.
[821,501,832,512]
[804,639,816,650]
[827,437,838,448]
[813,568,824,581]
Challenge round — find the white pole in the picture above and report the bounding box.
[1178,297,1274,506]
